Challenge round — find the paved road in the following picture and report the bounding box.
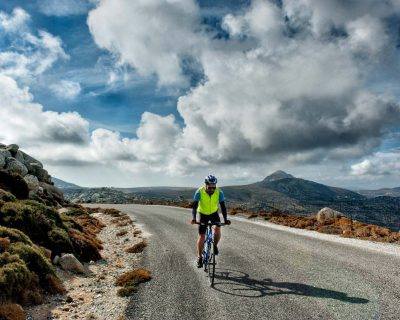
[96,204,400,320]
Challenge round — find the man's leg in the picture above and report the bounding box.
[197,234,205,258]
[213,226,221,245]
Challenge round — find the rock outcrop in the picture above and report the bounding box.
[0,144,65,207]
[59,253,85,274]
[316,207,343,223]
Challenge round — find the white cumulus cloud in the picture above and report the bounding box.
[50,80,82,99]
[351,151,400,176]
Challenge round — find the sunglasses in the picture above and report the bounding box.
[206,185,216,189]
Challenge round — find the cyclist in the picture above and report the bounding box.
[191,174,230,268]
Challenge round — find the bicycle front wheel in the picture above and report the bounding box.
[208,244,216,286]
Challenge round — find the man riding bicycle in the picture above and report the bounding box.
[191,174,230,268]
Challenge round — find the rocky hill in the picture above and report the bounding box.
[0,144,105,317]
[64,187,138,204]
[0,143,66,207]
[52,177,82,190]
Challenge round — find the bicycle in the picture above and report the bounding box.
[196,221,226,286]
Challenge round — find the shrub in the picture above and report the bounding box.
[0,252,39,304]
[68,229,102,262]
[0,201,64,246]
[355,226,371,238]
[47,228,74,256]
[0,238,11,252]
[117,286,137,297]
[0,189,16,202]
[317,225,342,235]
[0,227,32,245]
[45,274,66,295]
[103,208,121,217]
[65,206,89,216]
[115,268,151,287]
[0,303,26,320]
[7,243,55,287]
[125,241,147,254]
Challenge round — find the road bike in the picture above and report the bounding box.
[197,222,226,287]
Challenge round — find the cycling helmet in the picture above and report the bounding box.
[205,174,217,184]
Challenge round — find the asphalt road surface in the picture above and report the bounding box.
[94,204,400,320]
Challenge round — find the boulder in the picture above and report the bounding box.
[0,149,12,170]
[53,255,60,265]
[5,158,28,177]
[29,163,51,183]
[59,253,85,274]
[39,182,64,202]
[0,170,29,199]
[21,151,43,169]
[316,207,343,223]
[6,144,19,155]
[0,153,5,169]
[24,174,40,192]
[15,150,25,163]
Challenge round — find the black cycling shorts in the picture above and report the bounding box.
[198,211,221,234]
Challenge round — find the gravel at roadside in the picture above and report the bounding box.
[26,210,146,320]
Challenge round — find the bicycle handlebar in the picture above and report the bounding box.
[194,221,228,226]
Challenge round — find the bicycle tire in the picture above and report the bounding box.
[208,244,216,286]
[203,239,211,272]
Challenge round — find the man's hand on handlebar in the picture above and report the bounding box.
[224,219,231,225]
[190,219,197,225]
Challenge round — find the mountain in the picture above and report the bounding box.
[60,170,400,230]
[261,170,294,182]
[256,172,364,203]
[52,177,83,189]
[358,187,400,198]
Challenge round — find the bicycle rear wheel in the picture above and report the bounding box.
[208,244,216,286]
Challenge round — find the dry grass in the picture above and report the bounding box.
[133,229,142,237]
[117,286,137,297]
[0,303,26,320]
[247,213,258,219]
[45,274,66,295]
[115,268,151,297]
[115,268,151,287]
[102,208,122,217]
[116,220,132,227]
[116,230,128,237]
[125,240,147,254]
[263,210,400,243]
[0,237,11,251]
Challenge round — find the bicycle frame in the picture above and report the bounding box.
[202,224,214,271]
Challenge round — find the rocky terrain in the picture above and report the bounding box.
[64,187,138,204]
[26,207,149,320]
[0,144,149,320]
[0,143,66,207]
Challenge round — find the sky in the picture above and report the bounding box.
[1,0,400,189]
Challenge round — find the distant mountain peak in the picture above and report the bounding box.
[52,177,83,189]
[263,170,294,182]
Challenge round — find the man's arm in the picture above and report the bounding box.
[191,189,200,222]
[192,201,198,221]
[220,201,228,222]
[218,189,229,223]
